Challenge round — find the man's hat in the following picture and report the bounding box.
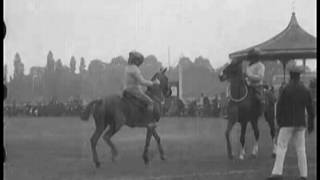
[247,48,261,60]
[128,51,144,65]
[288,65,305,74]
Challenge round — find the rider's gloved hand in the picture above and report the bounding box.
[153,79,160,85]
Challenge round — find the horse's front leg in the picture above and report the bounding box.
[239,121,248,160]
[90,124,105,168]
[225,119,236,159]
[250,119,260,158]
[152,128,166,161]
[142,127,153,165]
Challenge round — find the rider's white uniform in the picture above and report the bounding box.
[246,62,265,85]
[239,61,265,159]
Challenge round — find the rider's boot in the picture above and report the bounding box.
[146,104,156,128]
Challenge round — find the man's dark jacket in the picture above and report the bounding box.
[276,80,315,128]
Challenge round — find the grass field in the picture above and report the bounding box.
[4,116,317,180]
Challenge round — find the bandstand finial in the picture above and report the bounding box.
[292,0,296,13]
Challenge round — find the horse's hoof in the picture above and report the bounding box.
[143,154,149,165]
[228,154,234,160]
[239,155,245,160]
[249,154,257,159]
[112,154,120,163]
[160,155,166,161]
[143,158,149,165]
[95,161,101,168]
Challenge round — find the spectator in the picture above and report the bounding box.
[278,82,286,98]
[267,66,315,180]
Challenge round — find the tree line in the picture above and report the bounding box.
[4,51,304,103]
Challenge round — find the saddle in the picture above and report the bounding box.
[122,90,157,128]
[122,90,148,112]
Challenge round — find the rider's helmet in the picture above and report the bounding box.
[247,48,261,64]
[288,65,305,74]
[128,51,144,67]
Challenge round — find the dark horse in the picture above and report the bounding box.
[218,61,277,160]
[80,68,172,167]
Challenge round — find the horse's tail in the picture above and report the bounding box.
[80,99,102,121]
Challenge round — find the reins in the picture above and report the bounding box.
[146,90,163,104]
[228,75,248,103]
[147,74,166,105]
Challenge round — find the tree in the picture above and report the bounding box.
[55,59,70,100]
[13,53,24,79]
[88,59,107,98]
[144,55,158,65]
[10,53,32,102]
[140,55,162,79]
[178,56,193,69]
[110,56,126,66]
[88,59,105,75]
[30,66,45,96]
[44,51,56,100]
[46,51,55,73]
[55,59,63,71]
[194,56,214,72]
[79,57,86,74]
[215,62,230,74]
[70,56,76,73]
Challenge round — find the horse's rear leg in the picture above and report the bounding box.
[225,119,236,159]
[152,128,166,161]
[265,112,277,158]
[102,125,121,162]
[250,120,260,158]
[102,112,124,163]
[90,125,105,168]
[143,127,153,165]
[239,121,248,160]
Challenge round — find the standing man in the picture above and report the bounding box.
[309,78,317,116]
[267,66,315,180]
[278,82,287,98]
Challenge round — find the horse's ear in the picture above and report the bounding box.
[161,67,167,74]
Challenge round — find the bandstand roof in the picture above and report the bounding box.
[229,12,317,61]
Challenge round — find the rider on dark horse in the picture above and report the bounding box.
[123,51,160,127]
[245,48,265,114]
[224,48,265,119]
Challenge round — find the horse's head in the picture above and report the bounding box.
[218,60,243,82]
[148,68,172,101]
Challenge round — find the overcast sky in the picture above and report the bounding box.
[4,0,316,76]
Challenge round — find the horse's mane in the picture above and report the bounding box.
[146,74,157,93]
[228,63,248,100]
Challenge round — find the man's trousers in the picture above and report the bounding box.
[271,127,307,177]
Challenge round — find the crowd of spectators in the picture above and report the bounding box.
[4,98,83,117]
[4,78,315,119]
[163,94,226,117]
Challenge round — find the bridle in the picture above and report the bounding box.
[148,73,169,105]
[227,82,248,103]
[223,64,248,103]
